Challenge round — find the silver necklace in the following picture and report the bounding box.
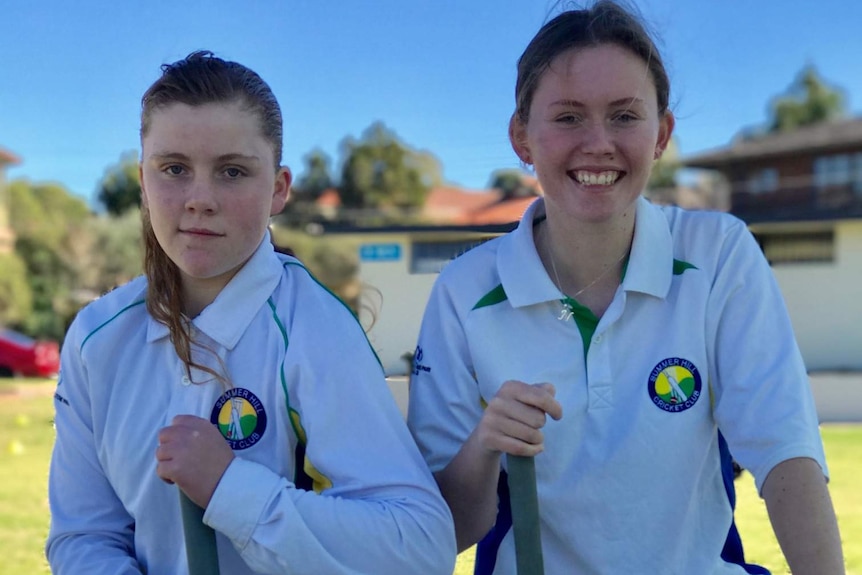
[547,239,628,320]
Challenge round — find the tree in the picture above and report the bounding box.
[0,252,33,326]
[339,122,442,209]
[8,180,91,249]
[8,179,92,340]
[648,136,680,189]
[98,151,142,216]
[293,149,334,199]
[73,209,143,294]
[15,235,76,340]
[488,169,540,199]
[769,66,846,133]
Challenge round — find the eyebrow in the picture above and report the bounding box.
[550,97,645,108]
[147,152,262,164]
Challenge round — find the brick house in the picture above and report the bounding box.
[684,119,862,371]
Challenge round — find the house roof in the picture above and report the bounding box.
[458,196,539,225]
[0,147,21,166]
[422,186,500,222]
[683,118,862,169]
[315,188,341,208]
[321,220,518,235]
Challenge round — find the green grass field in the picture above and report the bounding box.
[1,379,858,575]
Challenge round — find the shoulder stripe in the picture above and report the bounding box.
[80,299,146,351]
[473,284,508,310]
[268,297,332,492]
[266,297,304,445]
[282,261,382,368]
[672,259,698,275]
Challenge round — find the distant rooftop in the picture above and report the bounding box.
[0,147,21,166]
[684,118,862,169]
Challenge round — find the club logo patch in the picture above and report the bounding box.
[648,357,702,413]
[210,388,267,450]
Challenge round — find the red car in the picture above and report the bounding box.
[0,329,60,378]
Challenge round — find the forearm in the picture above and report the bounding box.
[434,428,503,552]
[207,457,456,575]
[762,457,844,575]
[47,532,142,575]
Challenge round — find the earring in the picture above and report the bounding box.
[654,148,663,160]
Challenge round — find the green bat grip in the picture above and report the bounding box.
[507,455,544,575]
[179,490,220,575]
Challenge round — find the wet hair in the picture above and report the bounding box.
[514,0,670,123]
[139,51,283,386]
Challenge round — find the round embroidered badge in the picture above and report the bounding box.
[210,388,267,450]
[648,358,702,413]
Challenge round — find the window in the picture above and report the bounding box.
[747,168,779,194]
[755,230,835,265]
[814,154,853,188]
[854,153,862,194]
[411,238,493,274]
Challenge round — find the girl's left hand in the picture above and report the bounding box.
[156,415,235,508]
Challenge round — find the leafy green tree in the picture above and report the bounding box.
[0,252,33,326]
[8,179,92,340]
[274,150,337,228]
[98,151,142,216]
[769,66,846,133]
[339,122,442,209]
[488,169,540,199]
[87,209,143,292]
[15,236,75,340]
[648,136,680,189]
[61,209,143,297]
[8,180,91,248]
[293,149,334,199]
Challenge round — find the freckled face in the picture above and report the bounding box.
[511,43,674,224]
[140,102,289,296]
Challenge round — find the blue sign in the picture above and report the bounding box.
[360,243,402,262]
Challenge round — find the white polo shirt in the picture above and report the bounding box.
[408,197,826,575]
[48,234,456,575]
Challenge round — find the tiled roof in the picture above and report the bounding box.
[683,118,862,168]
[315,188,342,208]
[0,147,21,166]
[459,196,539,225]
[422,186,500,222]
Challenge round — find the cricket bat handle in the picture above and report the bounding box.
[179,490,221,575]
[507,454,545,575]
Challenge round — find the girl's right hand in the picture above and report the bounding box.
[476,380,563,457]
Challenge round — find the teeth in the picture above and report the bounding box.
[574,170,620,186]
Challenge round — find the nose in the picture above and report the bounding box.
[580,121,615,156]
[184,176,217,213]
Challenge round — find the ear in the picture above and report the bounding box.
[508,114,532,165]
[654,110,675,160]
[271,166,292,216]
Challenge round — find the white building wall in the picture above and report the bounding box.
[358,237,437,375]
[770,220,862,371]
[355,230,498,375]
[351,220,862,375]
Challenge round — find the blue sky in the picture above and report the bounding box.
[3,0,862,207]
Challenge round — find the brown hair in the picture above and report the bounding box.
[514,0,670,123]
[140,51,283,385]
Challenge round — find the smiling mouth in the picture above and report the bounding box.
[569,170,623,186]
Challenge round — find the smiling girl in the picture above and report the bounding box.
[407,2,844,574]
[46,51,455,575]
